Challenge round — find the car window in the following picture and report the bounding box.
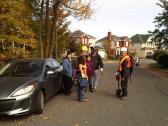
[46,61,54,69]
[0,61,44,77]
[51,60,59,68]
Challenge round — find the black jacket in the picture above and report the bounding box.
[91,54,104,70]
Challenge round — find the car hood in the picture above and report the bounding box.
[0,76,40,98]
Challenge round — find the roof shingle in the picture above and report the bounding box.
[71,30,95,39]
[131,34,150,43]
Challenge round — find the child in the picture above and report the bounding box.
[86,55,94,92]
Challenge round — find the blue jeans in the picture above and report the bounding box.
[88,76,94,91]
[93,70,100,88]
[77,85,85,100]
[76,74,86,100]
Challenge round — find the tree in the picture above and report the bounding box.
[0,0,37,60]
[48,0,94,58]
[28,0,94,59]
[150,0,168,49]
[68,39,83,55]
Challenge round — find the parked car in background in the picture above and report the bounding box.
[135,57,140,66]
[0,58,63,115]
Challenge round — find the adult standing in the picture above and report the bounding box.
[91,47,104,90]
[63,51,73,96]
[118,47,131,100]
[76,45,88,102]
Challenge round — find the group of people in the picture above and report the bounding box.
[62,45,134,101]
[62,45,104,102]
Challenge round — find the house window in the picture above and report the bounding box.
[82,38,84,44]
[116,41,119,47]
[126,42,128,47]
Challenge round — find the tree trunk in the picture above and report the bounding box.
[38,0,45,58]
[55,20,58,59]
[45,0,50,58]
[48,0,59,58]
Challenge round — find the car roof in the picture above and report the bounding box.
[9,58,56,63]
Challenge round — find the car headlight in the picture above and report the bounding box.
[12,83,36,97]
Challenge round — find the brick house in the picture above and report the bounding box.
[71,30,96,47]
[96,31,131,57]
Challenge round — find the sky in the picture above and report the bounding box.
[68,0,162,40]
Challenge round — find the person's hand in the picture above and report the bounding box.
[82,73,85,78]
[121,78,124,81]
[82,73,88,79]
[100,68,103,72]
[85,74,88,80]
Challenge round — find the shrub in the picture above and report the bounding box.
[157,53,168,67]
[152,50,167,61]
[107,54,116,59]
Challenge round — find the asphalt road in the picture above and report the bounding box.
[0,60,168,126]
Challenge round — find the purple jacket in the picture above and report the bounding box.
[86,61,94,77]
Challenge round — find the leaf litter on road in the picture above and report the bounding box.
[164,117,168,121]
[39,114,54,121]
[74,123,80,126]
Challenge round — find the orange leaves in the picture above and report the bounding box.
[0,0,37,60]
[63,0,94,20]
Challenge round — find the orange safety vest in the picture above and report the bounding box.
[118,55,131,72]
[82,61,87,73]
[77,56,87,73]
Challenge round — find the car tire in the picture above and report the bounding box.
[34,91,44,114]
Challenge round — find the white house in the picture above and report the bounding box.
[131,34,157,58]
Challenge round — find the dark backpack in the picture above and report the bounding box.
[129,55,135,74]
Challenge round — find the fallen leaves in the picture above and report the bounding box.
[39,114,54,121]
[164,117,168,121]
[74,123,80,126]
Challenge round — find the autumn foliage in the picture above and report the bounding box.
[0,0,94,62]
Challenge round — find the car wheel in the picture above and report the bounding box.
[34,91,44,114]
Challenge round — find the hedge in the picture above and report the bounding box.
[153,50,168,67]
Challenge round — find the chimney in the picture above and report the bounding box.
[107,31,112,42]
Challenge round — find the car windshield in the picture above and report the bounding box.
[0,61,44,77]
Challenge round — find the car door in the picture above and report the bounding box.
[43,60,56,98]
[51,60,63,93]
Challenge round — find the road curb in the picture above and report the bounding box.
[148,65,168,73]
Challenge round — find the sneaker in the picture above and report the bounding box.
[79,98,89,102]
[83,98,89,102]
[93,86,97,90]
[120,96,128,100]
